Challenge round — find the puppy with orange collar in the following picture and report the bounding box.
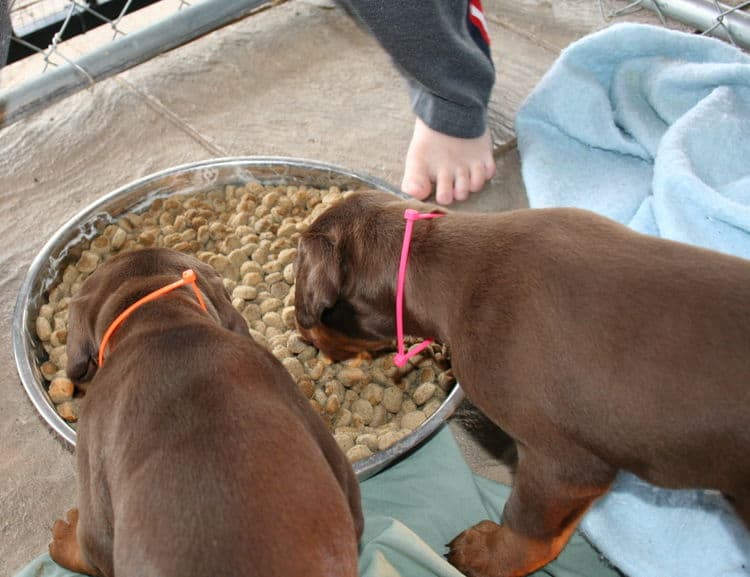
[50,247,362,577]
[294,190,750,577]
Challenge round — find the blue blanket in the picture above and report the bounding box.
[516,22,750,577]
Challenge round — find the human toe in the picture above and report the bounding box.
[453,167,471,201]
[435,169,456,205]
[401,158,433,200]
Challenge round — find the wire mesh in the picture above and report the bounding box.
[0,0,269,126]
[2,0,195,78]
[601,0,750,49]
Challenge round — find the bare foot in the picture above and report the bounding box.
[401,117,496,205]
[49,508,100,576]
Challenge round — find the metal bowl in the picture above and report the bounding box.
[12,156,464,481]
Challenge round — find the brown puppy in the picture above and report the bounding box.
[294,190,750,577]
[50,247,363,577]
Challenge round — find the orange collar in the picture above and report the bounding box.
[97,269,208,367]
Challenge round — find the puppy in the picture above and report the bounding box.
[50,247,363,577]
[294,190,750,577]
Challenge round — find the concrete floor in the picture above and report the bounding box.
[0,1,678,574]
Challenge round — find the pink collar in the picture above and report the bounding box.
[393,208,444,367]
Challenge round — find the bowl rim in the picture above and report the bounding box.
[12,155,464,481]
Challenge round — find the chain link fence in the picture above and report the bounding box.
[601,0,750,48]
[0,0,749,128]
[0,0,272,124]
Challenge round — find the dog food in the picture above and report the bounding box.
[34,183,455,462]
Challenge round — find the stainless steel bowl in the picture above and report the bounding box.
[12,157,464,481]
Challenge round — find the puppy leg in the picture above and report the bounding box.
[447,447,613,577]
[49,508,101,576]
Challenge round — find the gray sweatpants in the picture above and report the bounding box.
[1,0,11,68]
[337,0,495,139]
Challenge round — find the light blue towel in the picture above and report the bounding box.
[516,22,750,577]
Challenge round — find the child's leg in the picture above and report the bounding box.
[338,0,497,204]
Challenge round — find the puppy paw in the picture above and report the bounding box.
[49,509,98,576]
[446,520,504,577]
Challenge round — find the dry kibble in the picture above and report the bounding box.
[242,272,263,287]
[281,307,296,330]
[281,357,305,380]
[57,400,79,422]
[138,231,156,246]
[307,360,326,381]
[343,389,359,406]
[248,329,268,349]
[48,377,74,403]
[89,236,110,255]
[265,326,284,340]
[356,433,379,452]
[283,288,295,308]
[262,312,283,330]
[383,386,404,413]
[223,248,245,269]
[401,410,427,431]
[287,332,307,355]
[271,346,290,360]
[438,371,455,391]
[401,399,417,415]
[270,282,290,300]
[40,361,59,381]
[297,346,318,362]
[362,383,384,406]
[351,399,374,425]
[423,399,442,418]
[251,246,269,265]
[346,445,373,462]
[298,376,315,399]
[325,395,341,415]
[313,389,328,407]
[378,430,409,451]
[277,248,297,266]
[181,228,196,241]
[335,408,352,428]
[223,278,237,293]
[35,316,52,342]
[208,254,231,274]
[260,298,283,315]
[38,303,55,320]
[242,303,261,323]
[266,272,283,285]
[339,367,368,387]
[53,312,69,330]
[240,260,262,276]
[162,232,182,247]
[283,263,295,285]
[412,383,437,406]
[50,329,67,348]
[277,221,297,238]
[370,404,387,428]
[262,260,283,274]
[334,433,355,453]
[76,251,100,274]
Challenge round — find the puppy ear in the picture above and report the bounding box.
[295,233,342,329]
[215,295,251,337]
[191,264,250,337]
[65,295,98,382]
